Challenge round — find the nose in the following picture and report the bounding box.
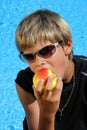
[35,55,46,66]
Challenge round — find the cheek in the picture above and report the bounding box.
[53,47,66,65]
[51,49,66,77]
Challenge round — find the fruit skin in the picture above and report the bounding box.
[33,68,58,90]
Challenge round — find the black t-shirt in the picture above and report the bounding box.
[15,55,87,130]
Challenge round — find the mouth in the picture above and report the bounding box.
[36,67,49,72]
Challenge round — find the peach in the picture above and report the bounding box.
[33,68,58,90]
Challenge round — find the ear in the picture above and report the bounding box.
[63,39,72,55]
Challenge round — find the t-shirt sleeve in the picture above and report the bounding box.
[15,67,35,97]
[74,55,87,103]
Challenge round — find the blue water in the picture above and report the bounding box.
[0,0,87,129]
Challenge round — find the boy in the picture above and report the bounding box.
[15,9,87,130]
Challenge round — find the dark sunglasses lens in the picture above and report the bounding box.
[20,44,57,63]
[23,54,35,62]
[39,45,56,58]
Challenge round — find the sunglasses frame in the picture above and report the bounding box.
[19,41,63,63]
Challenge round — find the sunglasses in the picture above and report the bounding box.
[19,41,63,63]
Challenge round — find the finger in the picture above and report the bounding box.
[56,77,63,89]
[34,79,45,92]
[41,76,55,100]
[45,76,53,90]
[52,77,63,99]
[42,90,52,100]
[32,79,45,99]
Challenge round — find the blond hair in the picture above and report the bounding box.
[15,9,73,59]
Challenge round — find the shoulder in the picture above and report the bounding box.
[15,67,34,93]
[18,67,34,76]
[73,55,87,64]
[73,55,87,76]
[73,55,87,102]
[16,67,34,80]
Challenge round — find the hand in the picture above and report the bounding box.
[33,76,63,119]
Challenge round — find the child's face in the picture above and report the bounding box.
[24,40,71,79]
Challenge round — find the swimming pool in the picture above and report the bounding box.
[0,0,87,129]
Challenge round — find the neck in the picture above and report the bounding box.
[63,59,74,83]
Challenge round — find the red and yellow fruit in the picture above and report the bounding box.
[33,68,58,90]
